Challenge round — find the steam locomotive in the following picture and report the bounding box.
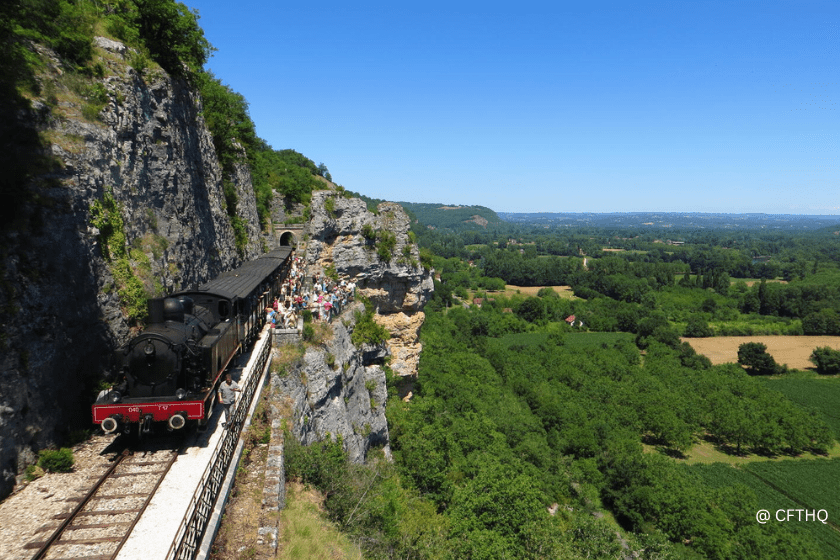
[92,247,293,435]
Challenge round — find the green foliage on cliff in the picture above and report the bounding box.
[133,0,213,79]
[7,0,210,78]
[250,146,322,207]
[375,230,396,262]
[90,190,148,322]
[7,0,96,70]
[351,301,390,347]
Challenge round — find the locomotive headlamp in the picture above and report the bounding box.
[110,391,122,403]
[144,341,156,356]
[175,388,187,401]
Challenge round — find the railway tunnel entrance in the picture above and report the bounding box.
[274,224,304,247]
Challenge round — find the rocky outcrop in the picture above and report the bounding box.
[273,192,433,463]
[304,191,434,377]
[272,303,390,463]
[0,38,262,499]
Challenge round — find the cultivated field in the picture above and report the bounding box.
[683,336,840,369]
[503,285,577,299]
[692,461,840,559]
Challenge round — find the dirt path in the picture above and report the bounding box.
[683,336,840,369]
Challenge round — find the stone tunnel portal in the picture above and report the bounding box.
[279,231,296,246]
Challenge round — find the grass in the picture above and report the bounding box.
[652,439,840,466]
[278,482,362,560]
[563,332,636,347]
[691,460,840,559]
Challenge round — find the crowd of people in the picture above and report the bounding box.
[266,251,357,329]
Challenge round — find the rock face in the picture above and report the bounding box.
[274,192,434,463]
[272,303,390,463]
[0,38,262,499]
[305,192,434,377]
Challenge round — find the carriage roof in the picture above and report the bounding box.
[182,247,292,301]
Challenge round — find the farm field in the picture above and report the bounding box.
[503,284,577,299]
[758,376,840,438]
[682,336,840,369]
[735,278,789,287]
[691,461,840,559]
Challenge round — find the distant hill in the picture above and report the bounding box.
[395,202,503,230]
[497,212,840,231]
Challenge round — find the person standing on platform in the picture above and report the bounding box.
[217,372,241,428]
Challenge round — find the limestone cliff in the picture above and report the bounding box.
[272,302,390,463]
[304,191,434,378]
[275,192,433,462]
[0,37,262,498]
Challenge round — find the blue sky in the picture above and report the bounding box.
[184,0,838,214]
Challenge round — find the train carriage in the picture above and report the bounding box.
[92,248,293,435]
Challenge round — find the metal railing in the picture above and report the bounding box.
[166,328,272,560]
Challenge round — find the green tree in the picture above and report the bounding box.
[135,0,213,79]
[683,315,714,338]
[448,462,546,560]
[737,342,778,376]
[809,346,840,375]
[802,308,840,335]
[515,297,547,324]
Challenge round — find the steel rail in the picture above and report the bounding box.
[29,450,129,560]
[109,448,180,559]
[29,443,183,560]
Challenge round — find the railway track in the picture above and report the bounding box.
[25,439,183,560]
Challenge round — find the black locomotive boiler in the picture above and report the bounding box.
[92,247,292,435]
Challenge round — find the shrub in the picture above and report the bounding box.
[38,448,74,472]
[90,190,148,322]
[810,346,840,375]
[324,265,339,282]
[24,465,45,481]
[737,342,779,375]
[284,434,347,491]
[351,308,390,347]
[361,223,376,241]
[302,323,314,342]
[324,195,337,219]
[419,247,434,270]
[375,230,396,262]
[683,316,714,338]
